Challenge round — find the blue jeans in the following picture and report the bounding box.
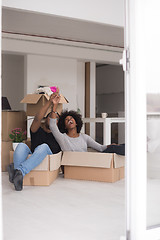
[13,143,52,176]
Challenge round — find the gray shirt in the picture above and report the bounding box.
[49,118,107,152]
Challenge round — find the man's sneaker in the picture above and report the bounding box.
[13,170,23,191]
[7,163,15,183]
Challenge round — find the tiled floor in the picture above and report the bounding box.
[2,173,125,240]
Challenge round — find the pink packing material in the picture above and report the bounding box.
[50,86,57,93]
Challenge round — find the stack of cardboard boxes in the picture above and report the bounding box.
[1,110,26,171]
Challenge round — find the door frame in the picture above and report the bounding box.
[125,0,160,239]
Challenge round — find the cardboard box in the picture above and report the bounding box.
[1,141,13,171]
[21,94,68,116]
[10,151,62,186]
[9,149,124,184]
[61,152,125,183]
[2,110,26,141]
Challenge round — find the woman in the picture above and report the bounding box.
[49,89,125,155]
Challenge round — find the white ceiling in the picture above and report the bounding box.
[2,8,124,48]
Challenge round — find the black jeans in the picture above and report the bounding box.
[103,144,125,156]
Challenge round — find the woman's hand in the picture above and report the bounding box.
[50,87,61,105]
[52,94,61,105]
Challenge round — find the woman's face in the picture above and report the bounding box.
[64,115,77,130]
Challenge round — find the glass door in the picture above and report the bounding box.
[124,0,160,239]
[145,0,160,233]
[123,0,160,240]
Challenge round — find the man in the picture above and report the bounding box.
[7,94,61,191]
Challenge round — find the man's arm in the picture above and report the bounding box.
[30,95,53,133]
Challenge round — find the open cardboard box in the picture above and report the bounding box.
[10,151,62,186]
[62,152,125,183]
[21,93,68,116]
[9,149,125,185]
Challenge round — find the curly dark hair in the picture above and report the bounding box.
[57,110,83,133]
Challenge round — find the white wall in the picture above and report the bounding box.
[2,54,25,110]
[25,55,85,138]
[26,55,84,112]
[2,0,124,27]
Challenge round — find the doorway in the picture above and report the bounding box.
[1,6,125,240]
[96,63,125,145]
